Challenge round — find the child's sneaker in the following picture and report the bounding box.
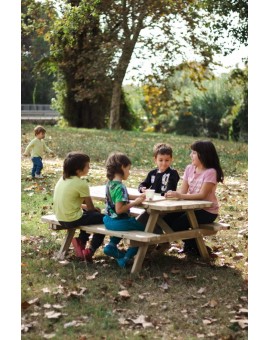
[35,174,44,179]
[103,244,125,259]
[72,237,85,258]
[82,248,93,262]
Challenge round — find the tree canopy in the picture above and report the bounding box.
[21,0,248,132]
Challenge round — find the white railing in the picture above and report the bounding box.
[21,104,59,120]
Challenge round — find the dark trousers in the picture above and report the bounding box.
[59,210,105,251]
[163,210,217,251]
[31,156,43,177]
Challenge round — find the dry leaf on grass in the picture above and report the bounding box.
[230,318,248,329]
[197,287,206,294]
[131,315,154,328]
[86,272,98,280]
[118,290,130,299]
[45,311,62,319]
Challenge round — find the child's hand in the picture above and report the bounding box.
[165,190,180,199]
[134,194,146,205]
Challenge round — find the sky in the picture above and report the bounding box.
[1,0,269,337]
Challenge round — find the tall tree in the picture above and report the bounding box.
[46,0,247,129]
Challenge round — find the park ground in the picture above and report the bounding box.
[21,123,248,339]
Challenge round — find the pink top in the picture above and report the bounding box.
[183,164,219,214]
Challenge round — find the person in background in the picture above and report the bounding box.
[53,152,105,262]
[23,125,54,179]
[103,152,146,268]
[138,143,180,195]
[164,140,224,256]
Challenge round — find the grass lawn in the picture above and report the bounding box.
[21,123,248,339]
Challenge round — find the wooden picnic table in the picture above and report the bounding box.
[89,185,213,273]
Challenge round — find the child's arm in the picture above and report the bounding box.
[165,181,215,200]
[138,172,152,193]
[83,196,97,211]
[43,141,54,155]
[115,195,146,214]
[23,140,34,156]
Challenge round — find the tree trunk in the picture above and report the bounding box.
[109,8,146,130]
[109,81,122,129]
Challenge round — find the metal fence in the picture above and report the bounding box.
[21,104,59,120]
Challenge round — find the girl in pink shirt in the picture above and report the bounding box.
[164,140,224,256]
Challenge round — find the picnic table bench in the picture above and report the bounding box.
[41,186,230,273]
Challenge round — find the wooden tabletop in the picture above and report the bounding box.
[89,185,212,211]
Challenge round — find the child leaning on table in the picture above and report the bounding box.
[53,152,105,262]
[103,152,146,268]
[23,125,54,179]
[138,143,180,195]
[164,140,224,256]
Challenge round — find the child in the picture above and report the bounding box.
[103,152,146,268]
[138,143,180,195]
[23,125,54,179]
[53,152,105,262]
[164,140,224,256]
[137,143,180,251]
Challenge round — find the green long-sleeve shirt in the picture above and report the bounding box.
[24,138,53,158]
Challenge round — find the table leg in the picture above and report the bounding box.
[57,228,76,260]
[186,210,210,259]
[131,210,159,273]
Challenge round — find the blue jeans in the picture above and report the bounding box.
[103,215,145,256]
[31,157,43,177]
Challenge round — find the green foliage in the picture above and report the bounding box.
[128,63,246,140]
[21,0,57,104]
[228,65,248,142]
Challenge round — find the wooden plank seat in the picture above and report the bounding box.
[41,213,230,259]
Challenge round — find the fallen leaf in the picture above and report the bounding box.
[209,299,218,308]
[118,290,130,299]
[197,287,206,294]
[86,272,98,280]
[186,275,197,280]
[45,311,62,319]
[131,314,154,328]
[118,317,130,325]
[233,253,244,260]
[43,303,51,309]
[230,318,248,329]
[42,287,51,293]
[58,260,70,265]
[159,281,169,290]
[43,333,56,339]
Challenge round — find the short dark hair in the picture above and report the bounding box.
[153,143,173,158]
[191,140,224,183]
[105,152,131,180]
[34,125,46,135]
[63,152,90,179]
